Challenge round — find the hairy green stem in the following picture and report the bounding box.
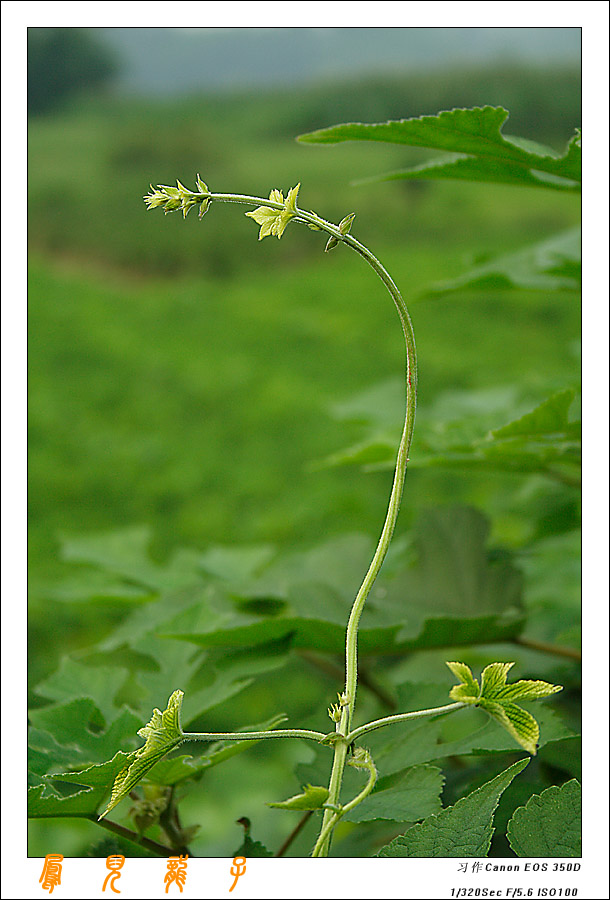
[183,728,326,743]
[303,210,417,856]
[346,701,465,744]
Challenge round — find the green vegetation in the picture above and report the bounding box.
[28,75,580,859]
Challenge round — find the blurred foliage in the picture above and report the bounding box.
[28,28,118,116]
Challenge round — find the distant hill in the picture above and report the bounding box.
[93,27,580,95]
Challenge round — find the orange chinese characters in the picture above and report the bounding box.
[39,855,63,893]
[164,855,188,893]
[102,855,126,893]
[229,856,246,892]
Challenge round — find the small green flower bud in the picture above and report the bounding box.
[196,174,210,195]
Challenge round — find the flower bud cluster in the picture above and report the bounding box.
[144,175,211,219]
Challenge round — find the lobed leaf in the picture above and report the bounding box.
[447,662,562,755]
[29,699,142,770]
[298,107,580,191]
[166,508,525,656]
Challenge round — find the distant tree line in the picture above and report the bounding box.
[28,28,118,115]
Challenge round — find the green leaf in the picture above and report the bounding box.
[447,662,562,754]
[99,690,185,819]
[168,507,525,656]
[376,758,529,857]
[392,507,523,620]
[324,381,581,486]
[45,569,153,604]
[507,780,581,857]
[446,661,480,702]
[139,754,208,787]
[34,658,129,721]
[425,227,581,296]
[60,526,204,593]
[268,784,329,810]
[298,107,580,190]
[344,765,444,824]
[29,699,142,769]
[356,152,580,192]
[198,543,276,582]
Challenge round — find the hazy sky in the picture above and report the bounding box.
[96,27,581,94]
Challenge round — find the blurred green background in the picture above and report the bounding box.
[28,27,580,856]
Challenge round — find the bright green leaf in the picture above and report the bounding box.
[447,662,562,754]
[99,690,185,819]
[268,784,330,810]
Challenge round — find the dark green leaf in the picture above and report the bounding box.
[376,758,529,857]
[507,779,581,857]
[344,765,444,823]
[369,685,572,775]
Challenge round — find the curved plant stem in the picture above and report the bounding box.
[346,701,465,744]
[183,728,326,743]
[153,186,417,857]
[303,211,417,856]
